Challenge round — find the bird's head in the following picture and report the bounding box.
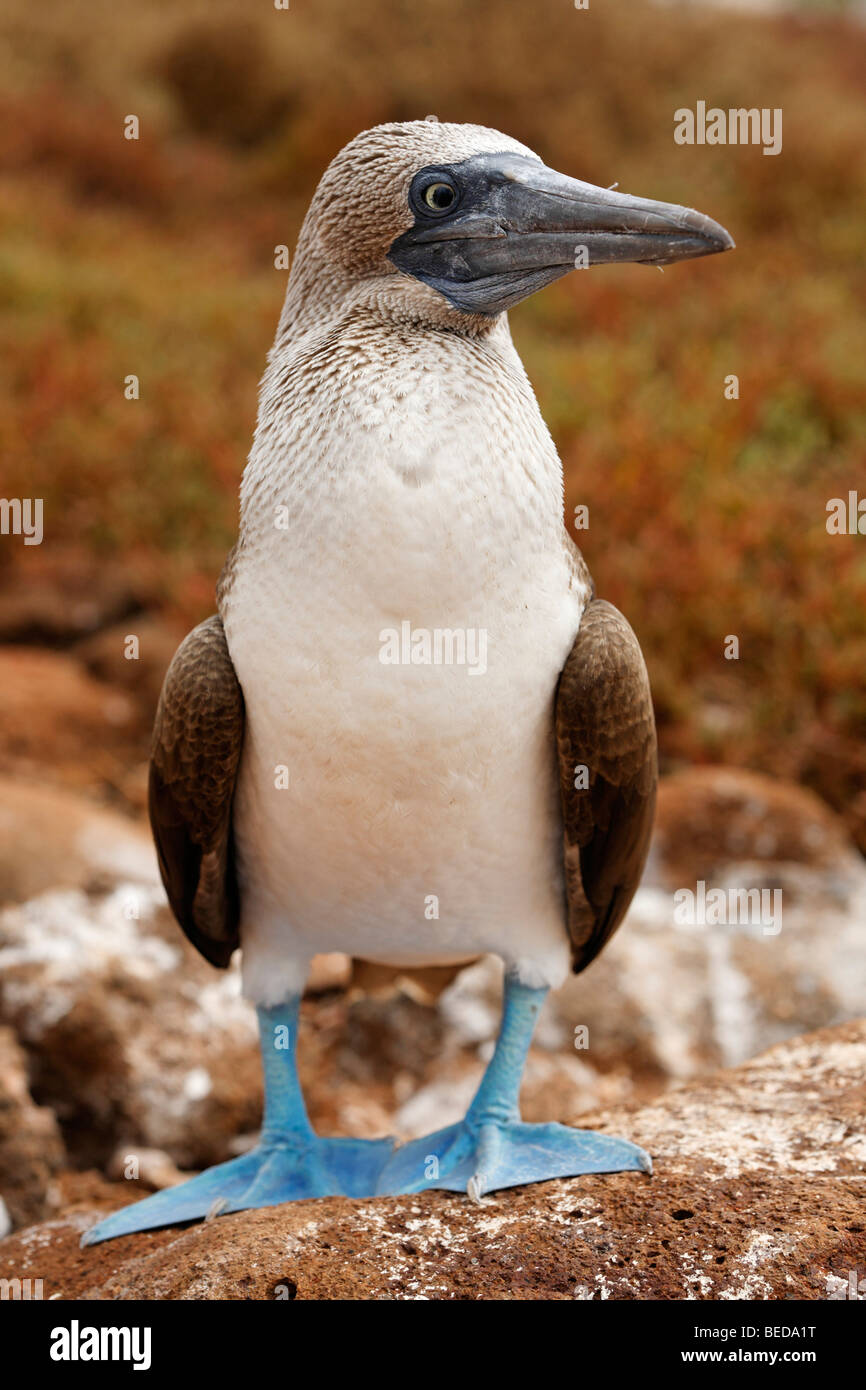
[285,120,734,333]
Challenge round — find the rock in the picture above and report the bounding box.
[0,648,147,802]
[652,766,860,887]
[106,1146,189,1191]
[0,1026,65,1229]
[0,777,157,906]
[0,794,390,1173]
[349,959,469,1001]
[0,877,262,1171]
[306,952,352,995]
[73,617,184,717]
[0,561,145,646]
[1,1021,863,1300]
[550,767,866,1084]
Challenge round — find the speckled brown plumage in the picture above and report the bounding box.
[148,615,244,968]
[555,598,657,973]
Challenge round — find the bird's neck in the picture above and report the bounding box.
[234,303,568,611]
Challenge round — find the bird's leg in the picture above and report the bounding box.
[376,970,651,1199]
[256,997,321,1147]
[81,997,395,1245]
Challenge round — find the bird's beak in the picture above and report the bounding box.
[390,152,735,317]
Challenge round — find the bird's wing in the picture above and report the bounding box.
[554,598,657,973]
[148,615,244,968]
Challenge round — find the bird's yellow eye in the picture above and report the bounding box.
[423,181,457,211]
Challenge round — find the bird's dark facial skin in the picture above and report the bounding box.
[389,151,735,317]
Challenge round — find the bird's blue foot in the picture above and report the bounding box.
[81,996,394,1246]
[81,1133,395,1245]
[377,1118,650,1198]
[378,971,651,1199]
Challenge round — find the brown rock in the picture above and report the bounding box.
[653,766,859,887]
[0,880,262,1171]
[306,952,352,995]
[73,617,185,719]
[0,647,147,799]
[106,1146,189,1191]
[0,562,144,646]
[0,777,157,905]
[2,1021,863,1300]
[0,1026,65,1229]
[554,767,866,1083]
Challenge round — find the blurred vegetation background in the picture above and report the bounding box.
[1,0,864,843]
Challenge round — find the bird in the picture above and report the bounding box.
[83,120,733,1244]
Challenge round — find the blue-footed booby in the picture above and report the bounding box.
[83,121,733,1244]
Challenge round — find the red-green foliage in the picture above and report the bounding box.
[1,0,864,842]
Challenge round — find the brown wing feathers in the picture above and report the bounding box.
[149,603,652,979]
[148,615,244,968]
[555,599,658,974]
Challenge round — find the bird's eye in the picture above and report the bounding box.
[422,181,457,212]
